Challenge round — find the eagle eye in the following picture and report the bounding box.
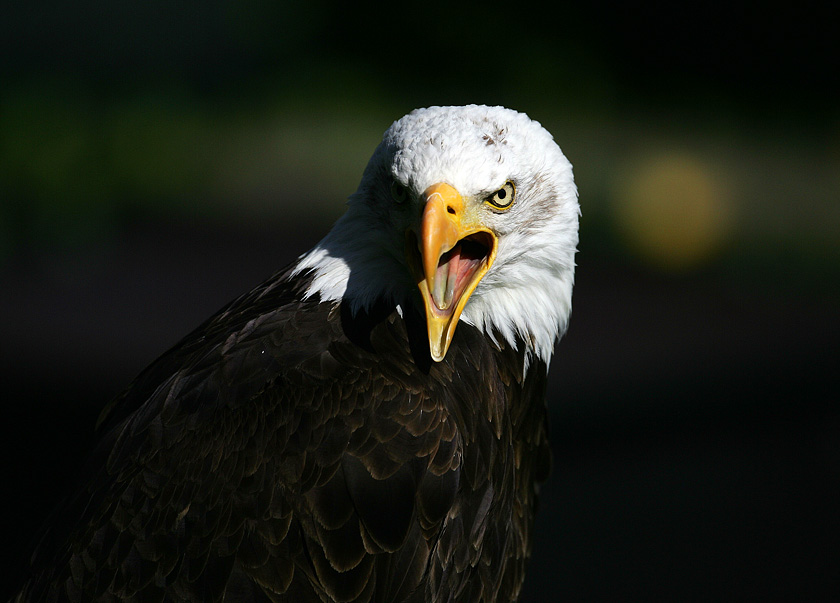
[485,181,516,210]
[391,181,408,204]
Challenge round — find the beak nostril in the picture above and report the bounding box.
[447,205,456,215]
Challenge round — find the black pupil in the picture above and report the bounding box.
[497,189,506,201]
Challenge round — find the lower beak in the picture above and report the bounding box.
[408,183,496,362]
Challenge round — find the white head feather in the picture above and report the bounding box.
[293,105,579,371]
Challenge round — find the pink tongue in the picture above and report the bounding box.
[432,245,483,311]
[433,246,459,310]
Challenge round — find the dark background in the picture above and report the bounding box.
[1,1,838,600]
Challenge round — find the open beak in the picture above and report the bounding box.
[407,183,497,362]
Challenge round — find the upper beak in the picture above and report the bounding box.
[408,183,497,362]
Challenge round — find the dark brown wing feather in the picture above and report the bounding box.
[12,266,550,603]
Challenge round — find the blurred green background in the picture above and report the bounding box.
[1,1,838,273]
[1,1,838,600]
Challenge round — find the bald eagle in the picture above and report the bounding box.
[13,105,579,602]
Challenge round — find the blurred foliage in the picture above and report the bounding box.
[0,1,837,284]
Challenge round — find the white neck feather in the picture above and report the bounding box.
[292,197,577,374]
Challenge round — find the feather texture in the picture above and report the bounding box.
[13,267,551,603]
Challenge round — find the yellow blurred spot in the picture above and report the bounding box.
[613,152,733,272]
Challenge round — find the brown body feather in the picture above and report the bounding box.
[13,266,551,603]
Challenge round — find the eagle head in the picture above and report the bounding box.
[295,105,579,370]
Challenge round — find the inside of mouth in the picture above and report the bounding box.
[432,233,492,312]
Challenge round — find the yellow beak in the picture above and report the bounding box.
[409,183,497,362]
